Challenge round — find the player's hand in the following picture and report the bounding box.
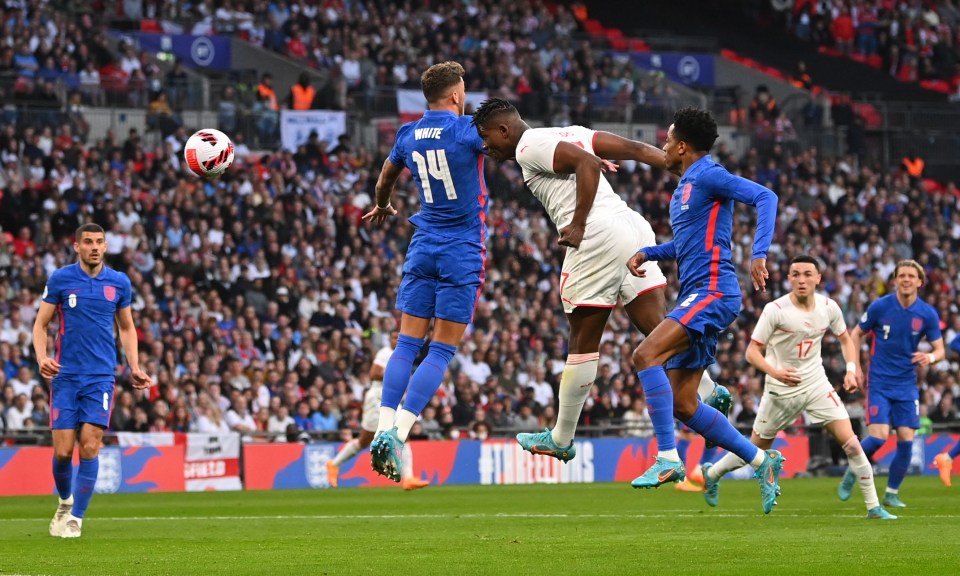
[751,257,768,292]
[775,367,801,385]
[558,223,585,249]
[911,351,932,366]
[362,203,397,225]
[130,367,153,390]
[855,365,865,387]
[842,371,859,392]
[38,357,61,379]
[627,251,648,277]
[600,159,618,173]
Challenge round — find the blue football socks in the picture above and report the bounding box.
[638,367,676,451]
[887,440,912,490]
[401,341,457,416]
[52,456,73,500]
[72,456,99,519]
[684,402,759,464]
[380,334,424,410]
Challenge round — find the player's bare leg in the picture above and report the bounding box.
[829,419,896,519]
[517,306,611,462]
[50,429,77,537]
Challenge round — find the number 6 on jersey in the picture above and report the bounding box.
[412,149,458,203]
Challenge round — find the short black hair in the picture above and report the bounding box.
[672,107,718,152]
[471,97,518,128]
[75,223,105,239]
[790,254,820,273]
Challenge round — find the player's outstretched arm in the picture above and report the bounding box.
[745,340,800,385]
[32,301,60,379]
[116,306,152,390]
[363,157,402,224]
[551,141,604,249]
[836,330,860,392]
[592,132,678,175]
[709,171,778,291]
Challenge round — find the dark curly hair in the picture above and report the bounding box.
[471,97,517,128]
[672,107,718,152]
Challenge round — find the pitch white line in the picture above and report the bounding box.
[7,511,955,522]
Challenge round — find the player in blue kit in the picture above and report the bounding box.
[32,224,151,538]
[362,61,488,482]
[931,333,960,487]
[838,259,944,506]
[626,107,785,514]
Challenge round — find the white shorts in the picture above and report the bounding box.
[361,382,383,433]
[559,210,666,314]
[753,379,849,439]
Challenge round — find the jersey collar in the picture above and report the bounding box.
[423,110,458,119]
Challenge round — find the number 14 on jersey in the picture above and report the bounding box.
[412,149,458,203]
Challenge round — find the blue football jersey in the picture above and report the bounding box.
[858,294,942,389]
[42,263,133,376]
[951,333,960,354]
[643,155,777,298]
[388,111,488,240]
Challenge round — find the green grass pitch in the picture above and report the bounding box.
[1,477,955,576]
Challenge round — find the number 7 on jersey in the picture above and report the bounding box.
[412,149,458,203]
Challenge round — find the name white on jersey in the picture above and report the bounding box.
[515,126,631,229]
[751,293,847,396]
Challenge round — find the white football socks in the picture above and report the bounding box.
[394,409,418,443]
[376,407,397,436]
[843,437,880,510]
[550,352,599,447]
[331,438,361,467]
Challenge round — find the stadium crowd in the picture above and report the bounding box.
[0,0,959,445]
[772,0,960,91]
[1,108,960,442]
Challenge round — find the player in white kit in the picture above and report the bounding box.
[472,98,731,462]
[698,255,896,519]
[326,332,428,490]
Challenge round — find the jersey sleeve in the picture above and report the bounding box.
[858,301,879,333]
[751,303,778,345]
[827,298,848,336]
[516,129,561,175]
[42,270,61,305]
[387,123,412,169]
[701,166,778,259]
[924,307,943,342]
[118,274,133,309]
[569,125,598,154]
[951,333,960,354]
[461,116,486,155]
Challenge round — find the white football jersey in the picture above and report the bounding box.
[751,293,847,397]
[515,126,632,229]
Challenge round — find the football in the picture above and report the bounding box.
[183,128,235,178]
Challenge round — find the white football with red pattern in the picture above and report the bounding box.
[184,128,234,177]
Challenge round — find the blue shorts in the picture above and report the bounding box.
[396,229,486,325]
[51,374,115,429]
[867,386,919,429]
[665,291,739,370]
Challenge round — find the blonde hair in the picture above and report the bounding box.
[894,259,925,284]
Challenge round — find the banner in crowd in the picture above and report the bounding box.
[0,445,185,496]
[116,432,242,492]
[396,89,488,123]
[625,52,715,86]
[280,110,347,152]
[134,33,232,71]
[242,435,810,490]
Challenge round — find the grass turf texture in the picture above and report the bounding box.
[1,477,954,576]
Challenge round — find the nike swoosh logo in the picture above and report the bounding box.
[766,467,775,484]
[860,476,871,480]
[657,469,675,482]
